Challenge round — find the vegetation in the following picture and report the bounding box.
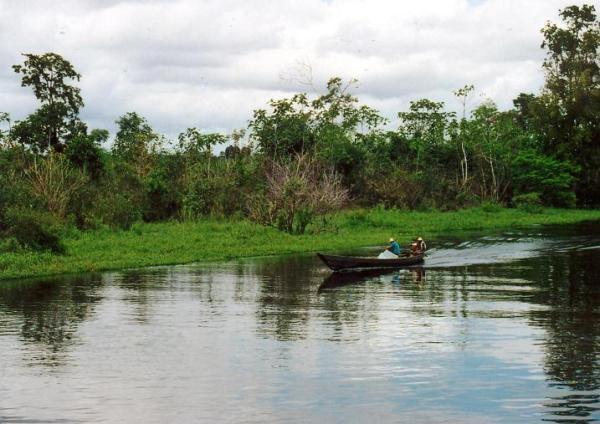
[1,207,600,280]
[0,4,598,280]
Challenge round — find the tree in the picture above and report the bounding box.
[398,99,455,171]
[12,53,84,153]
[65,129,108,179]
[453,84,475,188]
[539,4,600,204]
[0,112,10,146]
[466,101,528,202]
[178,128,226,160]
[249,77,385,161]
[247,154,348,234]
[511,149,579,207]
[249,93,314,158]
[112,112,162,177]
[25,153,87,219]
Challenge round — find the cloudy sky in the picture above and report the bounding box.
[0,0,583,141]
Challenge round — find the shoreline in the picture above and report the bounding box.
[1,207,600,282]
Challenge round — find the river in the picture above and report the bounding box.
[1,222,599,423]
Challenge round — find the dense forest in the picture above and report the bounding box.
[0,4,598,253]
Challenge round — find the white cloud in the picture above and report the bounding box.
[0,0,585,140]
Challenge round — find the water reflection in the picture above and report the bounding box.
[0,223,599,423]
[0,274,103,366]
[254,255,317,341]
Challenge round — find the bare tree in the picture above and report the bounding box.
[25,153,87,218]
[453,84,475,189]
[248,153,348,233]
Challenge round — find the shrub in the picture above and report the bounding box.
[25,153,87,219]
[247,154,348,234]
[479,200,503,213]
[513,192,544,213]
[344,209,370,227]
[366,169,425,209]
[455,191,480,208]
[3,208,65,253]
[181,156,259,219]
[97,193,141,230]
[511,150,578,207]
[0,237,22,253]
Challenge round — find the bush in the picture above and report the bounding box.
[479,200,504,213]
[511,150,578,207]
[513,192,544,213]
[181,156,259,220]
[455,191,480,208]
[97,193,141,230]
[2,208,65,253]
[344,209,370,227]
[25,153,88,219]
[0,237,22,253]
[366,169,425,209]
[247,154,348,234]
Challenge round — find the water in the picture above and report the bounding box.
[1,222,599,423]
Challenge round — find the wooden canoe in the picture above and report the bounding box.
[317,252,425,272]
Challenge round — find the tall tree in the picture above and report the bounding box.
[11,53,84,153]
[113,112,158,160]
[398,99,455,172]
[112,112,162,177]
[539,4,600,204]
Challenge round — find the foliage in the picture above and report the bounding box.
[25,153,88,219]
[178,128,227,159]
[537,4,600,204]
[65,128,107,179]
[2,208,65,253]
[365,168,425,209]
[0,4,598,261]
[513,192,544,213]
[11,53,84,153]
[112,112,163,176]
[249,77,385,163]
[3,207,600,281]
[511,149,578,207]
[144,155,183,221]
[247,154,348,234]
[182,157,255,219]
[398,98,455,171]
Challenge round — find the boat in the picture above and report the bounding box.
[317,252,425,272]
[318,267,402,292]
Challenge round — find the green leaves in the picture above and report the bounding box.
[11,53,85,153]
[512,149,579,207]
[12,53,83,113]
[535,4,600,204]
[177,128,226,158]
[249,77,386,160]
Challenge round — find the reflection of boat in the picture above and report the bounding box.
[317,253,425,272]
[318,268,400,292]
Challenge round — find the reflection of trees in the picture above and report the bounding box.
[113,266,233,322]
[453,245,600,421]
[526,251,600,392]
[253,256,315,341]
[110,270,169,323]
[0,274,103,365]
[508,248,600,422]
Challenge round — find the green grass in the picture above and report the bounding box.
[2,206,600,281]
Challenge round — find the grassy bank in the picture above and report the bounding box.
[1,207,600,281]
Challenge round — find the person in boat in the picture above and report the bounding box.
[410,241,419,256]
[386,238,402,255]
[414,237,427,254]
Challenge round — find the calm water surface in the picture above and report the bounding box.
[1,223,599,423]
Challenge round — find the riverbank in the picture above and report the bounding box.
[2,207,600,281]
